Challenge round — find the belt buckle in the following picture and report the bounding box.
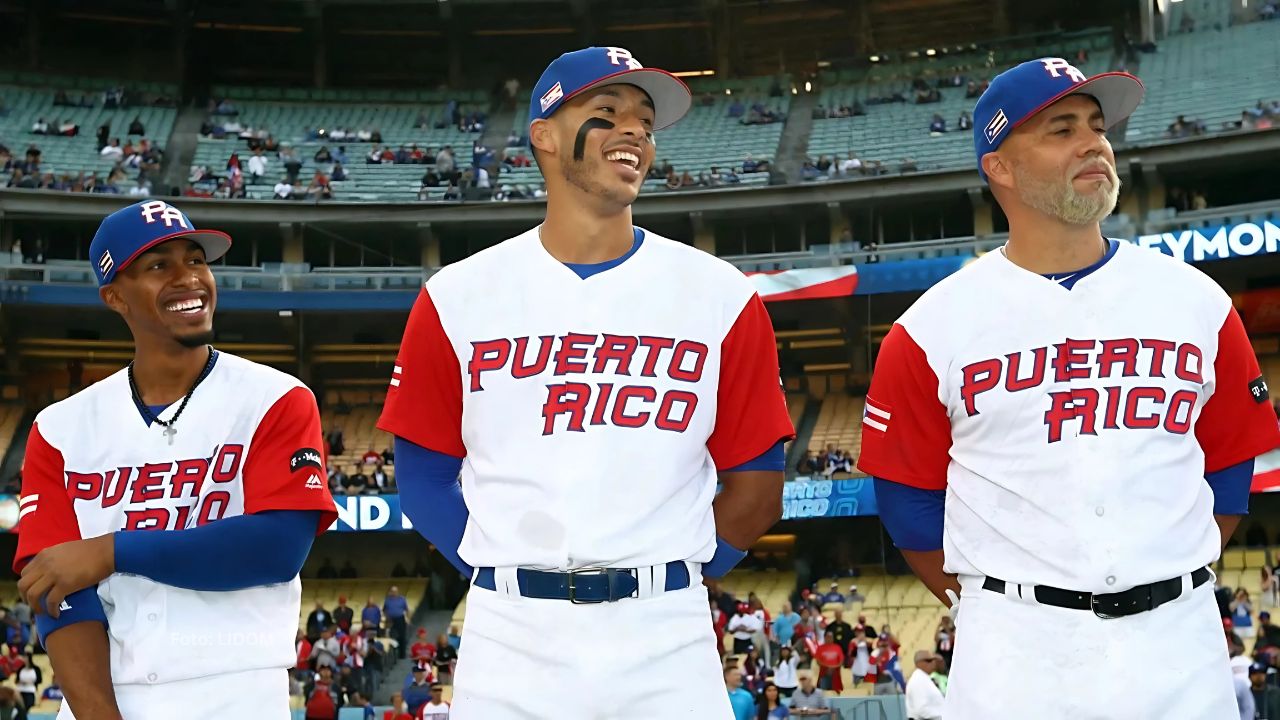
[1090,592,1120,620]
[567,567,609,605]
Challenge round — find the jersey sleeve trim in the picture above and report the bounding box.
[13,422,81,574]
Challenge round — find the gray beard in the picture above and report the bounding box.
[1013,163,1121,226]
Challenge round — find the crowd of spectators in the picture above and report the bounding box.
[295,583,461,719]
[799,445,856,478]
[725,97,787,126]
[0,596,63,715]
[710,577,940,719]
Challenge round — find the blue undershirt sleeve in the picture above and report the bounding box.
[34,585,108,644]
[873,477,946,552]
[393,436,471,577]
[113,510,319,591]
[724,441,787,472]
[1206,458,1254,515]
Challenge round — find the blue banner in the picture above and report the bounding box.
[328,494,413,532]
[781,477,878,519]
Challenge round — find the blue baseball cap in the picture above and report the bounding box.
[89,200,232,286]
[973,58,1144,182]
[530,46,691,131]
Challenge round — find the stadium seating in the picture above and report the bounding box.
[1124,20,1280,142]
[643,75,789,192]
[299,577,426,634]
[192,86,490,202]
[0,72,177,188]
[320,388,395,484]
[808,31,1112,175]
[807,394,867,475]
[0,403,23,471]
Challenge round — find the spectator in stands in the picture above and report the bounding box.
[339,560,358,579]
[366,146,383,165]
[836,153,862,178]
[827,609,854,650]
[247,149,269,185]
[742,646,767,694]
[411,628,435,663]
[905,651,945,720]
[310,627,341,671]
[1261,1,1278,19]
[872,637,905,695]
[772,601,800,651]
[99,138,123,162]
[728,603,763,655]
[814,630,844,692]
[419,684,449,719]
[370,464,388,493]
[214,98,238,115]
[773,644,799,698]
[274,177,295,200]
[433,633,458,683]
[1234,589,1257,639]
[758,682,788,719]
[313,146,333,165]
[370,128,384,144]
[958,111,973,131]
[344,466,368,495]
[306,171,333,201]
[380,146,395,163]
[330,163,347,182]
[331,596,354,633]
[1251,663,1280,718]
[30,117,48,135]
[128,115,145,135]
[281,148,303,183]
[56,118,80,136]
[789,673,830,717]
[304,665,339,720]
[307,600,333,641]
[928,114,946,134]
[443,183,461,201]
[14,652,40,709]
[447,625,461,649]
[725,665,755,720]
[127,176,152,198]
[384,587,410,658]
[361,597,382,636]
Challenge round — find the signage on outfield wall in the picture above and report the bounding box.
[1134,220,1280,263]
[781,477,879,519]
[328,494,413,532]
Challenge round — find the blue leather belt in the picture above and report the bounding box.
[473,561,691,603]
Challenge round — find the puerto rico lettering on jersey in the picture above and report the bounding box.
[64,445,241,530]
[959,337,1204,442]
[466,333,708,434]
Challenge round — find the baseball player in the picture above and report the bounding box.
[378,46,795,719]
[14,200,338,720]
[858,57,1280,718]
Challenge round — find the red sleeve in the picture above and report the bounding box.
[706,293,796,470]
[1197,307,1280,473]
[376,287,465,458]
[855,323,952,490]
[241,386,339,534]
[13,423,81,573]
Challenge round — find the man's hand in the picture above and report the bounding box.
[19,534,115,618]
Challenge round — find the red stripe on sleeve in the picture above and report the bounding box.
[855,323,952,490]
[377,287,466,458]
[13,423,81,573]
[1197,307,1280,473]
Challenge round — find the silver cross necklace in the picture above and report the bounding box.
[128,346,217,445]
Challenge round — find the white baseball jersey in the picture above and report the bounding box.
[377,226,794,571]
[858,241,1280,592]
[16,351,337,686]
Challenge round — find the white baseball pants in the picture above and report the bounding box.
[56,666,289,720]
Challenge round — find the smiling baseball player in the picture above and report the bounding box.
[15,200,337,720]
[859,58,1280,718]
[378,47,794,719]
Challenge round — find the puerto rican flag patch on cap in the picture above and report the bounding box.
[540,81,564,112]
[863,397,891,433]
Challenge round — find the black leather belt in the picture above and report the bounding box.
[983,567,1211,619]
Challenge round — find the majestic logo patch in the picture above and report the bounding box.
[1250,376,1270,404]
[290,448,323,473]
[305,474,325,490]
[540,82,564,112]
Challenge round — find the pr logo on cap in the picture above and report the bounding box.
[138,200,190,229]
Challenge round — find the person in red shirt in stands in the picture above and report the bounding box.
[814,629,844,693]
[410,628,436,664]
[383,692,413,720]
[296,629,313,673]
[362,448,381,465]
